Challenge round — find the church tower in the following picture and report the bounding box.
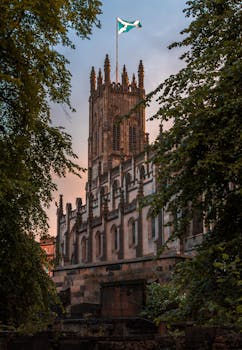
[88,55,146,183]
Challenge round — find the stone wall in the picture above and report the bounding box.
[53,255,182,310]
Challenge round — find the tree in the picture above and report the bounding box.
[146,0,242,327]
[0,0,102,330]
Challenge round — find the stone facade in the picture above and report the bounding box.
[53,56,203,315]
[40,237,55,276]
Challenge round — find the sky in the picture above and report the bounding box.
[47,0,190,235]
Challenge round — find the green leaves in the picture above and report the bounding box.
[147,0,242,328]
[141,282,187,326]
[0,0,102,331]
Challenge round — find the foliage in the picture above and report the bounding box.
[141,282,186,325]
[171,234,242,328]
[0,0,102,330]
[145,0,242,327]
[0,232,59,333]
[143,234,242,329]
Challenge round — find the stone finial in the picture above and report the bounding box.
[131,73,137,89]
[76,197,82,212]
[138,60,144,89]
[97,68,103,86]
[104,54,111,84]
[122,65,129,87]
[90,66,96,92]
[158,124,163,142]
[58,194,63,216]
[66,203,72,214]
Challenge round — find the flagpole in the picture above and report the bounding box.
[116,17,118,83]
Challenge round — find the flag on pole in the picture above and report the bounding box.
[117,17,142,35]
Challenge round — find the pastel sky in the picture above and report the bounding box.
[47,0,190,235]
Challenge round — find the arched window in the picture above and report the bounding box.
[147,210,158,240]
[126,173,132,188]
[81,237,87,262]
[101,185,108,195]
[95,231,102,257]
[139,165,145,180]
[112,123,120,151]
[129,125,136,152]
[112,179,119,193]
[128,218,136,247]
[111,225,119,251]
[151,217,156,239]
[192,209,203,235]
[112,180,119,209]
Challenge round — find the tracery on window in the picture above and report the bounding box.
[129,125,136,152]
[112,123,120,151]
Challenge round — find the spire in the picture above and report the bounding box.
[158,123,163,143]
[138,60,144,89]
[131,73,137,90]
[104,54,111,84]
[97,68,103,86]
[122,65,129,87]
[90,66,96,92]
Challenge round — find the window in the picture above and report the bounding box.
[114,227,118,251]
[81,237,87,262]
[128,218,136,247]
[113,123,120,151]
[139,165,145,180]
[151,217,156,239]
[112,180,119,209]
[111,225,119,251]
[112,226,119,251]
[132,221,136,244]
[129,126,136,152]
[112,179,119,193]
[192,209,203,235]
[126,173,132,188]
[95,231,102,257]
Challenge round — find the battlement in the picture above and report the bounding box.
[90,54,144,97]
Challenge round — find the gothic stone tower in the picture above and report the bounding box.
[88,54,146,182]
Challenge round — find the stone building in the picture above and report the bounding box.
[53,56,203,317]
[40,237,56,276]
